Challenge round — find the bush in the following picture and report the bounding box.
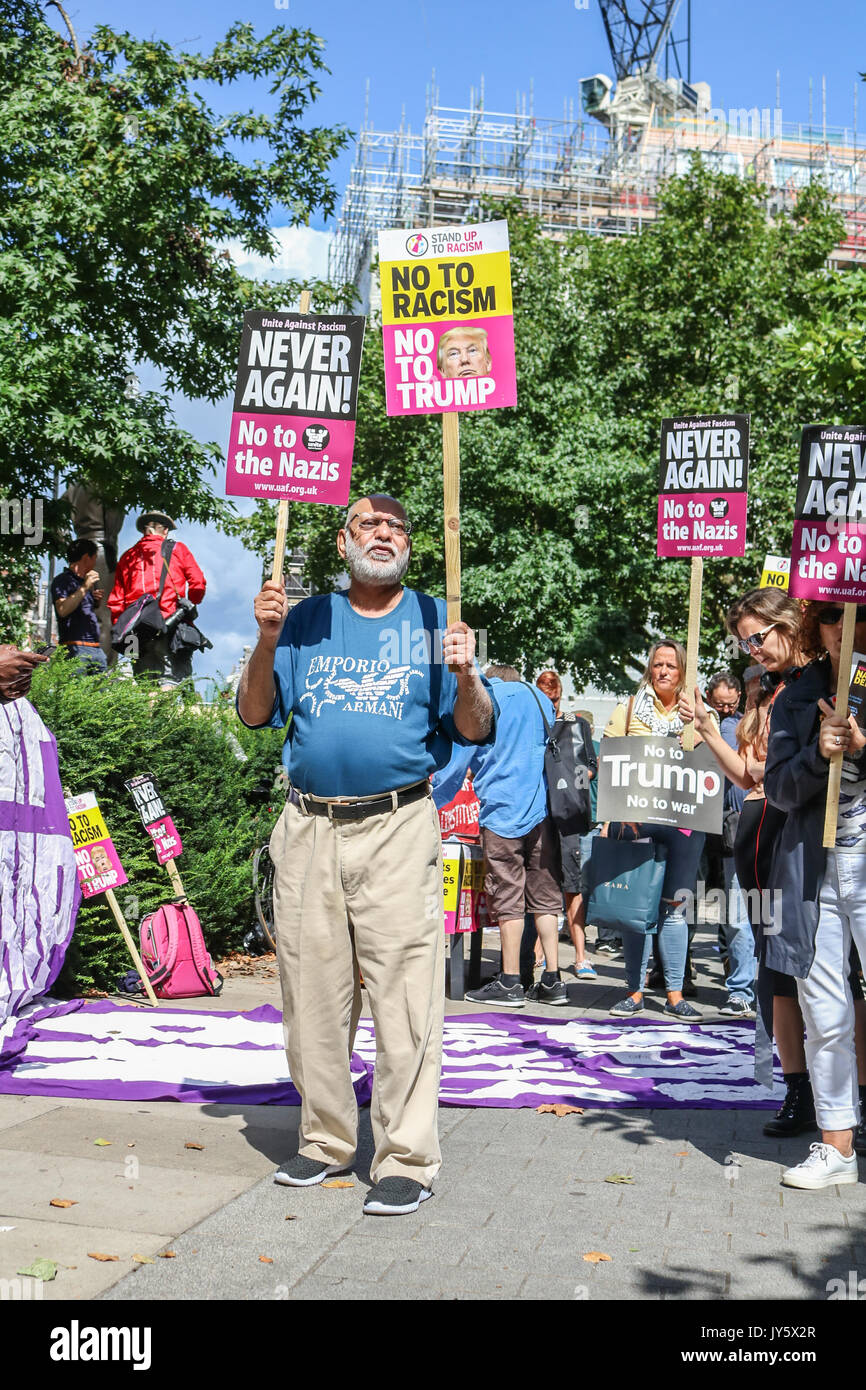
[29,657,285,991]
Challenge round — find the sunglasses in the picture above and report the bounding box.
[737,623,778,654]
[816,605,866,625]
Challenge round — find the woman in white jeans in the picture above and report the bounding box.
[764,602,866,1189]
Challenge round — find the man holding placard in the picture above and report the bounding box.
[237,493,496,1216]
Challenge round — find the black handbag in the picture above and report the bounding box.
[110,539,174,653]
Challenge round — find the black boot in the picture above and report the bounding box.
[763,1072,818,1137]
[855,1085,866,1156]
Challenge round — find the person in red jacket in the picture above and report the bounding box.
[108,511,206,685]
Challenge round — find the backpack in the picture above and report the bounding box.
[138,901,223,999]
[525,685,597,834]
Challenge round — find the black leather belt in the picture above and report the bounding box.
[288,780,430,821]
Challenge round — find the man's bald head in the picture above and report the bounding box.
[344,494,406,529]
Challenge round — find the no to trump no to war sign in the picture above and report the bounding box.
[657,415,750,558]
[125,774,182,866]
[225,311,366,507]
[596,738,724,834]
[789,424,866,602]
[378,220,516,416]
[65,792,128,900]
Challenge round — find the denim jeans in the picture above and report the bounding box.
[721,857,756,1005]
[65,643,107,670]
[614,822,704,993]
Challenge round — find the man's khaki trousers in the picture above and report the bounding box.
[269,790,445,1186]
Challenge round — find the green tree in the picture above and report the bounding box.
[233,163,852,688]
[0,0,350,618]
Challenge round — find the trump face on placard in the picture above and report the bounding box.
[437,326,492,380]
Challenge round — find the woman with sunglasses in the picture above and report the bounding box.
[691,589,820,1137]
[763,600,866,1188]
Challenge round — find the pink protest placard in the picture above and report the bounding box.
[225,311,366,505]
[65,792,128,900]
[125,774,182,864]
[378,221,516,417]
[788,425,866,602]
[657,415,750,558]
[146,815,182,865]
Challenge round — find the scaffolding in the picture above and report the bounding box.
[330,87,866,299]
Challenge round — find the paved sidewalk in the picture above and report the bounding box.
[2,933,864,1302]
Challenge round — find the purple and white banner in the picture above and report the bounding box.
[0,1000,783,1109]
[0,700,80,1030]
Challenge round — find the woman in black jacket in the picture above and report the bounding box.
[764,602,866,1189]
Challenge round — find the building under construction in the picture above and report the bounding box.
[329,1,866,301]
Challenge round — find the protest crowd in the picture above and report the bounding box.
[2,217,866,1235]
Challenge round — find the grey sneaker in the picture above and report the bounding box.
[609,995,644,1017]
[720,996,755,1018]
[663,999,701,1021]
[526,977,569,1007]
[274,1154,352,1187]
[466,975,525,1008]
[364,1177,433,1215]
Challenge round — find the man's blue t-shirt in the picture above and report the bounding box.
[433,679,553,838]
[240,588,496,798]
[50,569,100,645]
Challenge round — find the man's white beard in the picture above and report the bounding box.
[344,530,411,585]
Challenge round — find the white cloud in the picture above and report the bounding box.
[225,225,333,285]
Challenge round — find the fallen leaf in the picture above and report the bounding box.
[87,1252,119,1262]
[184,1142,204,1150]
[604,1174,635,1184]
[158,1251,177,1258]
[93,1138,112,1147]
[285,1215,299,1222]
[127,1143,135,1149]
[628,1247,640,1252]
[259,1256,274,1263]
[321,1179,354,1188]
[17,1258,56,1281]
[49,1199,78,1208]
[582,1251,612,1263]
[132,1255,155,1264]
[535,1104,584,1117]
[675,1150,689,1157]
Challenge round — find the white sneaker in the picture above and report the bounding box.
[780,1142,859,1190]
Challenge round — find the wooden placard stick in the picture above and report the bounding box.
[165,857,187,901]
[105,888,159,1007]
[271,288,312,584]
[681,556,703,753]
[823,600,858,848]
[442,411,461,672]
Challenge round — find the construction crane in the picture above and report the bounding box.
[597,0,689,83]
[581,0,708,164]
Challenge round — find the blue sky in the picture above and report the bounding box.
[51,1,866,684]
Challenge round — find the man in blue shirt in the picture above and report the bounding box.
[50,539,107,669]
[436,666,566,1009]
[237,494,495,1217]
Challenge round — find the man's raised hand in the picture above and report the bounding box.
[442,621,476,676]
[254,580,289,647]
